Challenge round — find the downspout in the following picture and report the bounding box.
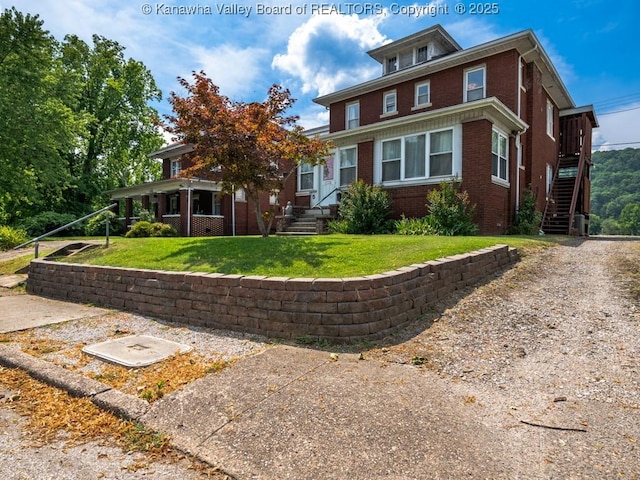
[516,44,538,212]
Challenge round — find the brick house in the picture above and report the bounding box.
[110,24,596,236]
[303,25,597,235]
[108,142,297,236]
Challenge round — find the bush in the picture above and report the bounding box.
[85,211,123,236]
[394,215,437,235]
[509,189,542,235]
[425,181,478,236]
[125,221,177,238]
[0,225,28,250]
[18,211,85,238]
[329,180,393,234]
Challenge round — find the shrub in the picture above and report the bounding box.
[425,181,478,236]
[125,221,177,238]
[394,215,437,235]
[330,180,393,234]
[18,211,85,238]
[509,189,542,235]
[0,225,28,250]
[85,211,123,236]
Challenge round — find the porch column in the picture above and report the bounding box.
[141,194,150,214]
[125,197,133,231]
[180,188,190,236]
[157,193,167,221]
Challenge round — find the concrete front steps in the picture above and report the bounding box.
[277,208,333,235]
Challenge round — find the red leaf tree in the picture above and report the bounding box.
[165,71,329,237]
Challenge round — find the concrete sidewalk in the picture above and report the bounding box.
[141,346,518,480]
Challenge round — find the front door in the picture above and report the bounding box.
[317,154,338,206]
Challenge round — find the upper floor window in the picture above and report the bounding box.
[235,187,246,202]
[416,45,429,63]
[381,128,455,183]
[170,159,182,177]
[346,101,359,130]
[383,90,397,115]
[386,56,397,73]
[339,147,357,187]
[299,162,314,191]
[464,66,486,102]
[415,81,431,108]
[546,99,554,139]
[491,129,508,182]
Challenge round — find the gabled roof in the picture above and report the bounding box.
[314,28,575,111]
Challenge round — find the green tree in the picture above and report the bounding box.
[0,8,80,223]
[166,72,329,237]
[619,203,640,235]
[60,34,164,213]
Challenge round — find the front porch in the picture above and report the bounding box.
[108,177,225,237]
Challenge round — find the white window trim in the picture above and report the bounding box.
[298,162,315,192]
[338,146,358,187]
[412,80,432,110]
[170,159,182,177]
[381,90,398,118]
[376,125,461,186]
[346,101,360,130]
[386,56,397,74]
[546,99,555,140]
[491,128,510,187]
[464,65,486,103]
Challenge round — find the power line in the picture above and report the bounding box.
[598,105,640,116]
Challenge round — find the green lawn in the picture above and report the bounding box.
[62,234,565,278]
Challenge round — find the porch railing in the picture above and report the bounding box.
[13,203,118,258]
[312,187,341,209]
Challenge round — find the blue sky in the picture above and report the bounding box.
[8,0,640,150]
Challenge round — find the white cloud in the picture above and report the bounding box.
[593,104,640,151]
[272,13,388,96]
[189,44,270,99]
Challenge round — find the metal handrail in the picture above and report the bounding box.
[311,187,341,210]
[13,203,118,258]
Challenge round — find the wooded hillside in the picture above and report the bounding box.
[590,148,640,234]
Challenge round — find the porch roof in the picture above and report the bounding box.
[107,177,222,200]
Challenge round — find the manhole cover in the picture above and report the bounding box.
[82,335,192,367]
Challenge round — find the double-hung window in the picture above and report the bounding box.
[491,129,508,182]
[546,99,554,139]
[339,147,357,187]
[386,56,397,73]
[464,66,486,102]
[429,130,453,177]
[415,81,430,108]
[381,128,455,183]
[383,90,397,115]
[299,162,314,191]
[346,102,359,130]
[381,139,402,182]
[170,159,182,177]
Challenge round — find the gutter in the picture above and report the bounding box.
[515,44,537,211]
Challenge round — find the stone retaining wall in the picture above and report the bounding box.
[26,245,518,343]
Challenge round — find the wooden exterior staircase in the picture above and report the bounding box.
[542,110,595,235]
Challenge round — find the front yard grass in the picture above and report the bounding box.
[64,234,566,278]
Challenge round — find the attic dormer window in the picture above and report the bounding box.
[386,56,397,73]
[416,45,428,63]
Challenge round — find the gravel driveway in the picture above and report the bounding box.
[370,237,640,478]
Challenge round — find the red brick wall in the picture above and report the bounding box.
[357,140,374,184]
[329,50,520,133]
[524,62,559,210]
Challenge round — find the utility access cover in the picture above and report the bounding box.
[83,335,192,367]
